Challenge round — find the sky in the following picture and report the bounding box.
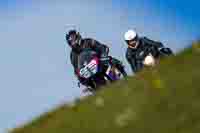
[0,0,200,132]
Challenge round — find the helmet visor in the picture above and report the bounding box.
[126,38,138,48]
[68,34,77,46]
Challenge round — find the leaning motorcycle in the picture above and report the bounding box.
[142,46,173,67]
[76,49,127,93]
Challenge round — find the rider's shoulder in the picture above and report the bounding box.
[84,38,101,45]
[82,38,94,44]
[141,36,155,43]
[141,36,163,47]
[82,38,95,42]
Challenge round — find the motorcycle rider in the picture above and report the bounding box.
[124,29,173,73]
[65,29,127,89]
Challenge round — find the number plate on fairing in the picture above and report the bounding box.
[80,60,98,78]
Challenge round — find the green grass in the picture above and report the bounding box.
[11,43,200,133]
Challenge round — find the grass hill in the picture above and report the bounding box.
[11,42,200,133]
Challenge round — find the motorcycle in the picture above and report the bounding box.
[76,49,127,93]
[142,47,173,67]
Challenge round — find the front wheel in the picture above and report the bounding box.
[85,74,107,93]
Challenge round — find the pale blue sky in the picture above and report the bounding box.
[0,0,199,132]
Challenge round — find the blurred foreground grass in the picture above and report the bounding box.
[11,42,200,133]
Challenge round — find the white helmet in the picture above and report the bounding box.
[124,29,137,41]
[124,29,139,49]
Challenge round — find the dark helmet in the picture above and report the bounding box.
[65,29,82,49]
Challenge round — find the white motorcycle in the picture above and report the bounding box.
[143,53,156,67]
[142,47,173,67]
